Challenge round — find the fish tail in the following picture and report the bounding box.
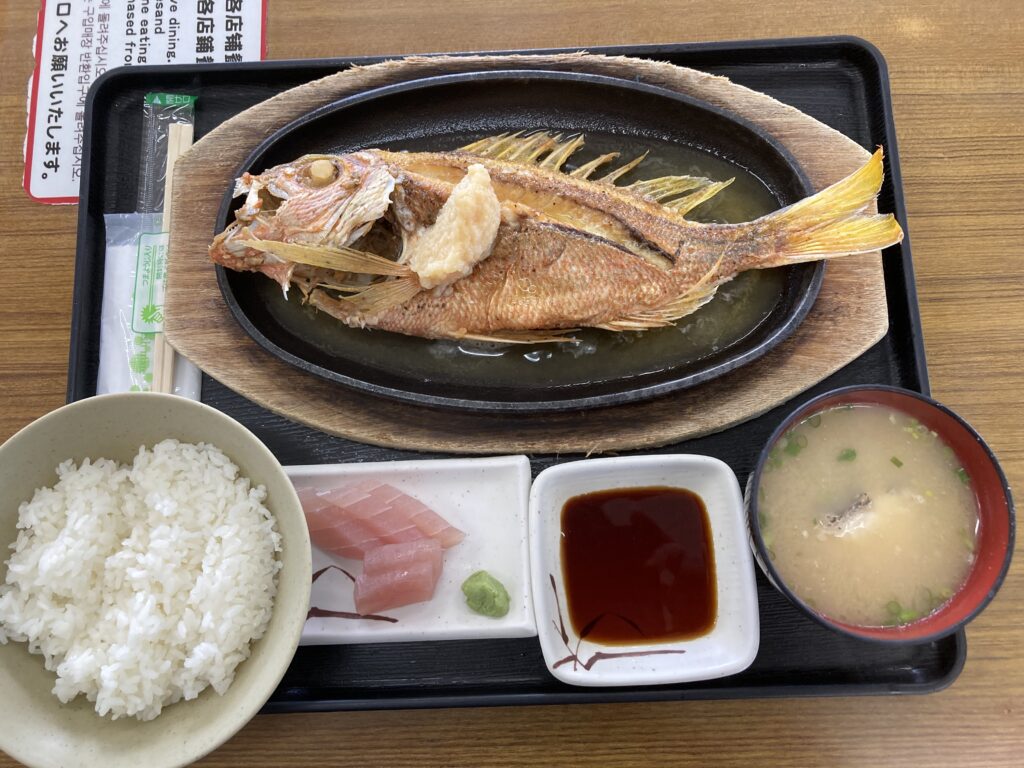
[760,148,903,264]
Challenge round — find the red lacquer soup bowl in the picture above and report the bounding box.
[746,385,1014,644]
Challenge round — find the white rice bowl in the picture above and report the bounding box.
[0,439,282,721]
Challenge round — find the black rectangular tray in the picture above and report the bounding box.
[69,36,965,711]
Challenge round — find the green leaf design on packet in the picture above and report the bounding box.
[141,304,163,324]
[837,448,857,462]
[129,351,150,374]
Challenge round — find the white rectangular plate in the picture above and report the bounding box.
[288,456,536,644]
[530,455,759,687]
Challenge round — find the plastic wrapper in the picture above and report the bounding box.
[137,93,197,213]
[98,214,201,398]
[96,91,202,399]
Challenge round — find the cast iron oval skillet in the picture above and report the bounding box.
[215,70,822,413]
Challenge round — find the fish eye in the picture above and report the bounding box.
[308,159,337,187]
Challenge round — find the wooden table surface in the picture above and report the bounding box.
[1,1,1021,765]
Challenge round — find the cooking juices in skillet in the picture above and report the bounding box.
[757,404,980,627]
[560,486,717,644]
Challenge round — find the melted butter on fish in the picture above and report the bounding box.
[402,164,501,290]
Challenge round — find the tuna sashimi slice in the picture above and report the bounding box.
[334,492,390,519]
[298,485,388,556]
[366,483,407,505]
[363,539,443,582]
[318,478,381,509]
[317,480,399,515]
[307,517,381,560]
[303,480,465,554]
[410,507,466,548]
[362,504,423,542]
[296,486,336,532]
[354,557,441,615]
[369,484,465,547]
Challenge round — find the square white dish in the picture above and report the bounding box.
[530,454,759,687]
[290,455,536,644]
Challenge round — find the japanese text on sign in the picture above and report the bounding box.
[26,0,266,203]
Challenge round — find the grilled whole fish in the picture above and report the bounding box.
[209,132,903,343]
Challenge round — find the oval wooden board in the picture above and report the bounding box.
[164,52,888,455]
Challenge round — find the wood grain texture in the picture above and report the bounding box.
[0,1,1022,767]
[164,53,887,454]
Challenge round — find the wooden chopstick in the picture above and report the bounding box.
[151,122,194,394]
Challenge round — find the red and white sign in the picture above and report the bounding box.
[25,0,267,204]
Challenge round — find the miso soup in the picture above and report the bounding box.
[757,404,979,627]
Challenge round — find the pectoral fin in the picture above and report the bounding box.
[308,276,423,321]
[239,239,412,276]
[339,276,423,314]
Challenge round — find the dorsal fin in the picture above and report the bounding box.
[456,133,733,219]
[458,131,585,168]
[663,179,735,215]
[505,132,559,163]
[628,176,706,201]
[538,135,586,170]
[570,152,619,179]
[625,175,735,214]
[596,152,648,184]
[459,132,518,156]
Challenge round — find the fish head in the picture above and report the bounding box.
[232,153,365,203]
[210,152,397,290]
[229,153,395,245]
[270,153,396,248]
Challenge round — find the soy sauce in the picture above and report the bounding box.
[560,486,717,644]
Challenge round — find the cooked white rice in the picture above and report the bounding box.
[0,439,282,721]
